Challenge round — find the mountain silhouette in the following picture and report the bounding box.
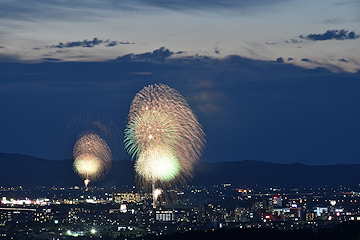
[0,153,359,188]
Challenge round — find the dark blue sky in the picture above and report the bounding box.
[1,50,359,165]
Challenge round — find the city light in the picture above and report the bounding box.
[1,184,360,238]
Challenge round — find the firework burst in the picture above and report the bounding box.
[64,111,122,162]
[73,132,112,186]
[125,83,205,185]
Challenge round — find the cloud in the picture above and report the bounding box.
[46,38,134,49]
[301,58,312,62]
[105,40,134,47]
[322,18,343,24]
[186,85,228,114]
[137,0,288,12]
[214,47,221,55]
[0,53,20,62]
[275,57,284,63]
[284,39,302,44]
[266,42,278,45]
[90,121,110,135]
[115,47,175,62]
[47,38,103,48]
[300,29,360,41]
[213,43,222,54]
[0,1,98,22]
[40,57,61,62]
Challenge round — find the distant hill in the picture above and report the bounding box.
[1,153,360,188]
[192,160,360,188]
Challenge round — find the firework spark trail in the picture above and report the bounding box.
[153,188,163,207]
[125,83,205,184]
[73,132,112,186]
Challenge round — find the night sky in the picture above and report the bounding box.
[0,1,359,166]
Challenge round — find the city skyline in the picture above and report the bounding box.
[1,182,360,239]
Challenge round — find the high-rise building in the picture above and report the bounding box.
[155,210,178,222]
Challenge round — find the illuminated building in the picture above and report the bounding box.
[113,192,141,203]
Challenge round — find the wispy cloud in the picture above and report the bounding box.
[0,53,20,62]
[114,47,175,62]
[265,42,278,45]
[321,18,343,24]
[284,39,302,44]
[48,38,103,48]
[45,38,134,49]
[300,29,360,41]
[0,0,288,21]
[105,40,134,47]
[275,57,284,63]
[213,43,222,55]
[301,58,312,62]
[140,0,287,12]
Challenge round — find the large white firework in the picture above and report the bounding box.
[125,83,205,183]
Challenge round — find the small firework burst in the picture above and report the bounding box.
[73,132,111,186]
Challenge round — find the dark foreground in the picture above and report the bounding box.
[3,221,360,240]
[155,221,360,240]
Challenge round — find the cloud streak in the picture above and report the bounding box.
[301,58,312,62]
[46,38,134,49]
[284,39,302,44]
[321,18,343,24]
[140,0,287,12]
[300,29,360,41]
[0,0,288,21]
[115,47,175,62]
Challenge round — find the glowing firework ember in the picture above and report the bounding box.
[135,146,180,182]
[73,154,101,175]
[125,83,205,184]
[73,132,112,186]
